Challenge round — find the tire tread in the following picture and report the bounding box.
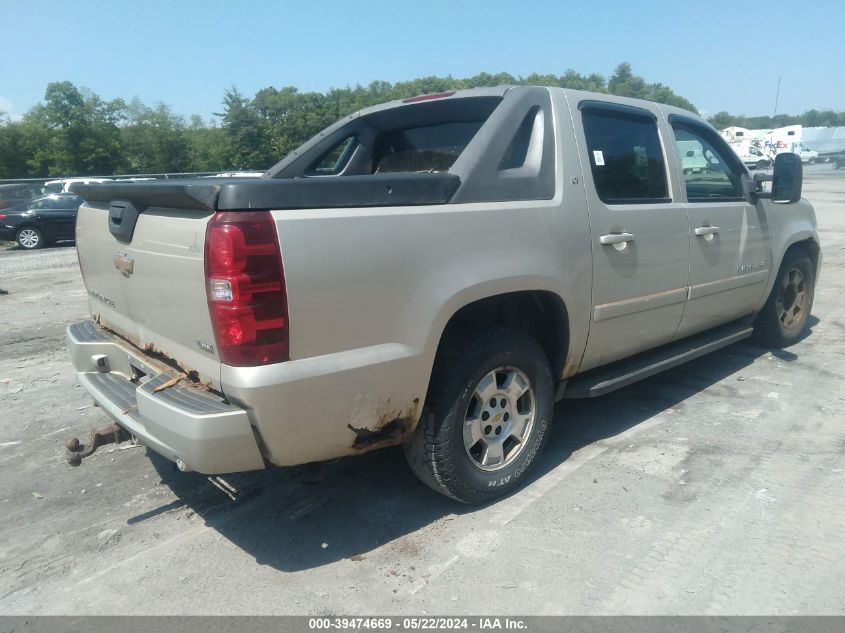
[405,327,552,503]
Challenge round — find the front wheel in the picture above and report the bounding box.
[756,160,768,170]
[16,227,43,250]
[753,249,816,347]
[404,327,553,504]
[808,157,816,165]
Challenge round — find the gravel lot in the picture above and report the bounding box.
[0,166,844,615]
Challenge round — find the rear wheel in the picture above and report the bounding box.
[753,249,816,347]
[404,327,553,504]
[834,159,842,170]
[16,227,43,250]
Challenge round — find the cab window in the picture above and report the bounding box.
[672,123,745,202]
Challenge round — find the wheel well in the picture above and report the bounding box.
[785,238,820,275]
[436,291,569,379]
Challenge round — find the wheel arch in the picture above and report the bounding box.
[780,235,821,279]
[757,232,820,312]
[427,288,571,390]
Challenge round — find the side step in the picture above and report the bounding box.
[562,320,755,399]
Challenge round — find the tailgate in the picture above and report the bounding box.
[75,201,220,387]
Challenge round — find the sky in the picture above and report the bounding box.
[1,0,844,123]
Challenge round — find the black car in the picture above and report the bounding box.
[0,193,83,249]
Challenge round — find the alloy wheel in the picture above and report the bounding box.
[463,366,535,472]
[18,229,40,249]
[776,267,807,329]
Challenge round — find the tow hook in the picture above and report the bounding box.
[65,423,132,466]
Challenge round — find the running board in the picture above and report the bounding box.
[562,321,754,399]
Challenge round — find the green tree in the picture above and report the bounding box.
[184,115,230,172]
[218,87,273,169]
[22,81,125,176]
[119,99,188,173]
[708,111,737,129]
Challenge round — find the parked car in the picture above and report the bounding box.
[832,153,845,170]
[677,141,708,174]
[41,178,113,195]
[782,143,819,165]
[66,87,820,504]
[0,193,83,249]
[733,145,772,170]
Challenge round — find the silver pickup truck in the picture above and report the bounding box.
[66,86,820,503]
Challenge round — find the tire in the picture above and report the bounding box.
[16,227,43,250]
[756,160,767,170]
[404,327,553,504]
[834,159,841,170]
[808,157,816,165]
[753,249,816,347]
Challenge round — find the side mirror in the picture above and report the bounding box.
[755,153,802,204]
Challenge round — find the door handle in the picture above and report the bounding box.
[694,225,720,236]
[599,232,635,245]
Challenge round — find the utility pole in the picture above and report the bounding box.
[773,76,781,117]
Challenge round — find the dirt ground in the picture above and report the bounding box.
[0,166,844,615]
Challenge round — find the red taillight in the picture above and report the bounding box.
[204,211,289,366]
[0,214,7,220]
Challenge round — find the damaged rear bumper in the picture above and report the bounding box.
[66,320,265,474]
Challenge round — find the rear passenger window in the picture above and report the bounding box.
[672,124,744,202]
[581,105,669,204]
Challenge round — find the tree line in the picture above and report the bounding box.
[1,62,836,180]
[708,110,845,131]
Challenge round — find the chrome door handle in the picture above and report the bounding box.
[694,225,720,236]
[599,232,635,245]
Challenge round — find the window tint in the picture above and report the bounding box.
[581,107,669,204]
[672,125,744,202]
[45,198,66,209]
[309,136,356,175]
[373,120,485,174]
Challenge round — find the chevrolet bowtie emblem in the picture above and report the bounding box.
[114,253,134,277]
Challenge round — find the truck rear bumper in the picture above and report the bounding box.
[66,320,266,474]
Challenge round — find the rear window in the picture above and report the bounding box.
[373,121,485,173]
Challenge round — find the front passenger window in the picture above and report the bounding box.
[672,124,745,202]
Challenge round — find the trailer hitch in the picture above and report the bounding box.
[65,423,132,466]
